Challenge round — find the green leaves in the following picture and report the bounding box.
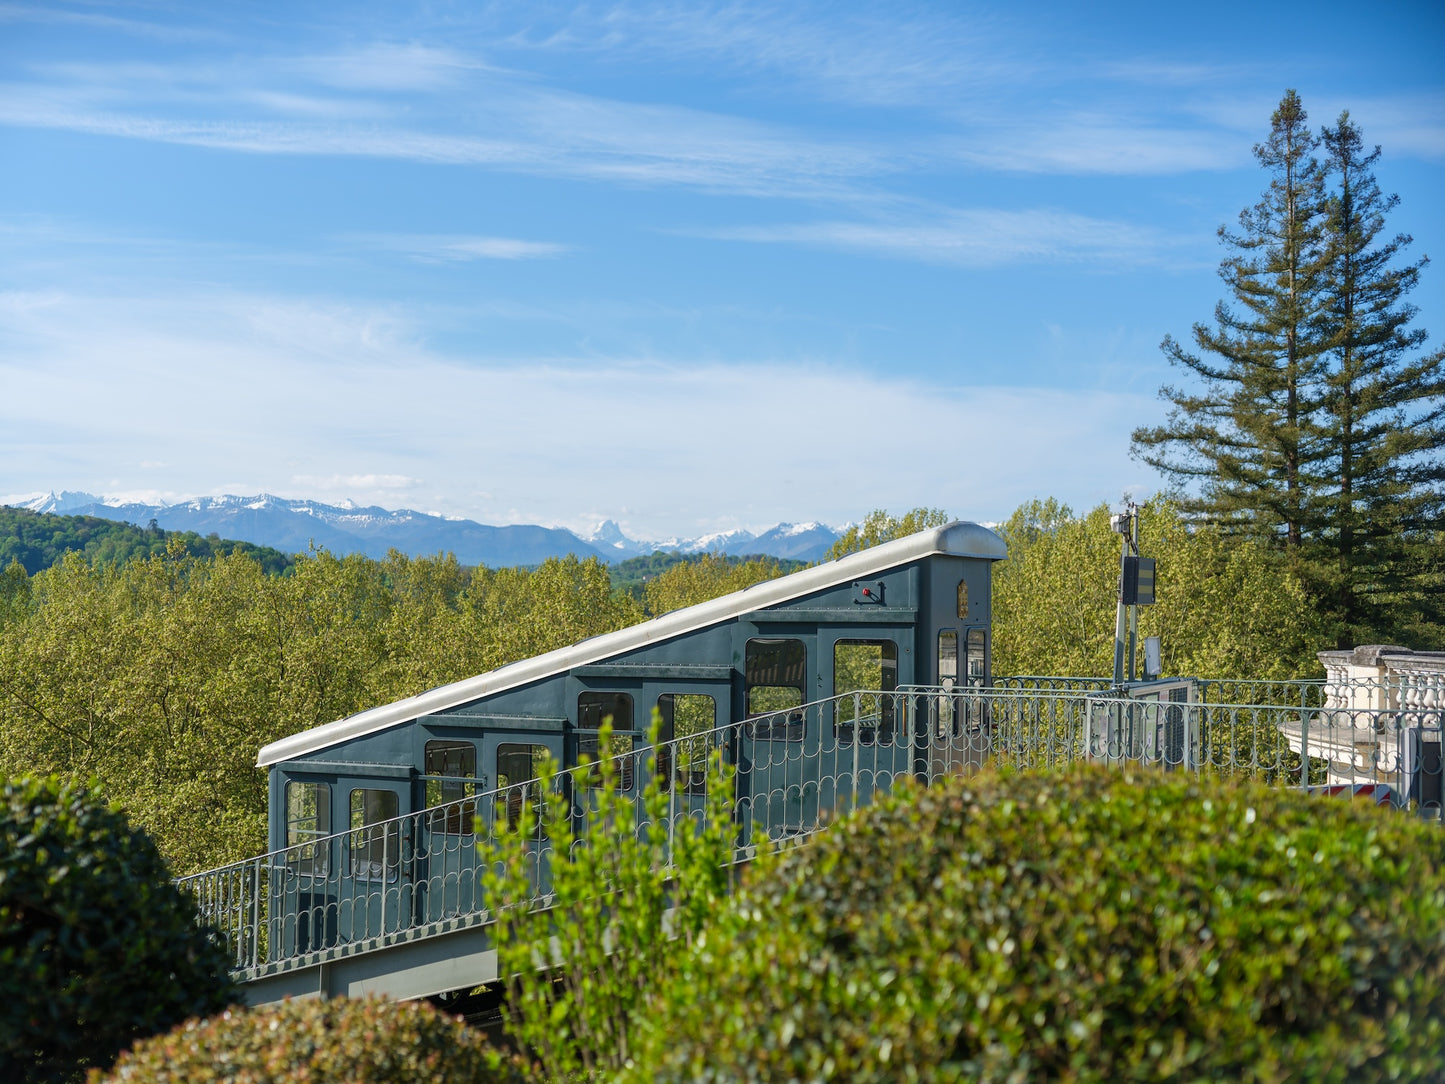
[632,767,1445,1083]
[89,995,523,1084]
[0,549,644,874]
[825,508,951,562]
[993,496,1325,680]
[479,710,737,1082]
[0,776,237,1084]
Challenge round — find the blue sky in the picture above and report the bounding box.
[2,1,1442,538]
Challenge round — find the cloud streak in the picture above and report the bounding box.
[688,207,1185,267]
[347,233,572,262]
[0,289,1154,534]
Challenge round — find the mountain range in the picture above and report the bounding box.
[3,492,842,566]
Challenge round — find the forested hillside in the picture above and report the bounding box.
[0,499,1332,875]
[0,506,296,576]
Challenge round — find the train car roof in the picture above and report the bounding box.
[257,521,1005,767]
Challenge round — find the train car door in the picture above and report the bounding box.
[414,732,485,924]
[333,772,413,944]
[738,633,813,843]
[652,680,733,853]
[928,624,990,782]
[277,772,338,957]
[821,626,911,816]
[478,729,566,898]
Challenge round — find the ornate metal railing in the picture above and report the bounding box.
[178,683,1443,979]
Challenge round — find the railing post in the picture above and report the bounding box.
[250,861,261,970]
[380,827,389,936]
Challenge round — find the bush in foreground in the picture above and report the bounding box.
[634,766,1445,1082]
[93,995,526,1083]
[0,777,236,1083]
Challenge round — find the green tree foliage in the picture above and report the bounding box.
[91,996,523,1084]
[0,507,295,576]
[1132,91,1444,647]
[1315,111,1445,646]
[609,551,803,606]
[0,776,236,1084]
[1134,90,1328,548]
[0,547,642,873]
[992,497,1325,679]
[642,552,792,614]
[631,767,1445,1083]
[480,716,736,1082]
[824,507,950,561]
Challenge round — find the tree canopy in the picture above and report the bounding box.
[1132,91,1444,648]
[0,506,296,576]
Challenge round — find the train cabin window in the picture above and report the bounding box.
[967,627,987,684]
[578,691,636,790]
[657,693,717,795]
[834,639,898,745]
[957,579,969,618]
[348,789,399,881]
[424,740,477,835]
[746,638,806,740]
[937,631,959,737]
[578,731,635,791]
[939,630,958,686]
[496,744,549,837]
[285,781,331,876]
[578,691,633,731]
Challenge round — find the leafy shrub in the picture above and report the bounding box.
[92,995,526,1083]
[0,776,237,1083]
[481,715,736,1081]
[634,766,1445,1083]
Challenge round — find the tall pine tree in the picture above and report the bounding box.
[1134,92,1445,648]
[1315,111,1445,646]
[1133,90,1329,550]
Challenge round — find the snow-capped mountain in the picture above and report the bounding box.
[8,492,605,567]
[6,492,843,565]
[583,520,838,562]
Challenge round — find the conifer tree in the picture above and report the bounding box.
[1133,90,1330,550]
[1133,92,1445,648]
[1314,111,1445,645]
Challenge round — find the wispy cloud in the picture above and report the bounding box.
[688,207,1184,267]
[497,2,1031,109]
[0,66,891,197]
[347,233,572,262]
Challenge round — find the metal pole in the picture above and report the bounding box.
[1127,513,1139,682]
[379,827,389,936]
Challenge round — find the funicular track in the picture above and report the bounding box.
[181,678,1444,1006]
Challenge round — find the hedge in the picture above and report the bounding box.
[0,776,236,1083]
[633,766,1445,1082]
[93,995,528,1083]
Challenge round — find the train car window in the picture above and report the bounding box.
[348,789,399,882]
[834,640,898,745]
[938,630,958,686]
[957,579,969,618]
[937,631,959,737]
[285,781,330,876]
[967,628,987,684]
[578,691,633,731]
[496,744,549,838]
[746,638,806,740]
[656,693,717,795]
[424,740,477,835]
[578,732,635,791]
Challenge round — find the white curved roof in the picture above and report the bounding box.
[257,521,1005,767]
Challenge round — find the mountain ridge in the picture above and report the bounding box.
[4,491,842,566]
